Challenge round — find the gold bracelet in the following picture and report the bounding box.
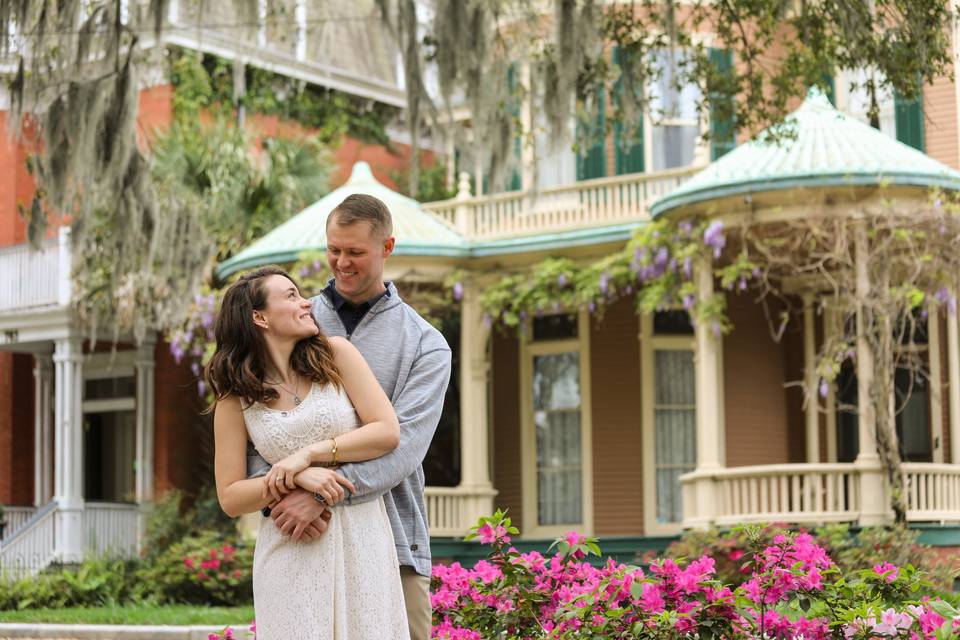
[330,437,339,466]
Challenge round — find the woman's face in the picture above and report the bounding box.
[255,275,318,340]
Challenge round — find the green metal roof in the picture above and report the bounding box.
[650,87,960,218]
[217,162,468,278]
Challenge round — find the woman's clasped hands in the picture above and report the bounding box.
[262,447,356,505]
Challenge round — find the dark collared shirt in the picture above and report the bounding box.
[322,281,391,337]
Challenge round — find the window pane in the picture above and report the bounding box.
[653,349,695,523]
[533,314,578,341]
[651,125,699,170]
[895,368,931,461]
[649,51,700,120]
[85,376,136,400]
[653,310,694,335]
[533,352,582,526]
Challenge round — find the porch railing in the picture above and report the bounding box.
[84,502,141,557]
[903,463,960,522]
[0,228,71,314]
[1,506,37,541]
[425,486,498,538]
[682,463,861,528]
[422,166,700,240]
[0,502,56,579]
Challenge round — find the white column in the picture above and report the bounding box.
[928,308,944,463]
[685,258,724,528]
[947,295,960,465]
[457,279,497,529]
[852,225,888,525]
[53,337,84,562]
[453,172,473,237]
[33,354,54,506]
[134,337,156,505]
[803,295,820,463]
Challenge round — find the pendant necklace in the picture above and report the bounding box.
[267,374,302,405]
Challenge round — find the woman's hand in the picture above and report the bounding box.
[262,449,313,500]
[293,467,357,507]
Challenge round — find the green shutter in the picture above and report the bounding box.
[895,87,925,151]
[613,46,644,174]
[506,64,522,191]
[821,73,836,106]
[709,48,736,160]
[577,88,607,180]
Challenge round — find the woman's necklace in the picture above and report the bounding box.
[266,373,302,405]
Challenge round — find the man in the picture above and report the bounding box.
[248,193,451,640]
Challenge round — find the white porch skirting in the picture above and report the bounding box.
[680,462,960,528]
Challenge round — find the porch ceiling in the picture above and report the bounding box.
[651,87,960,218]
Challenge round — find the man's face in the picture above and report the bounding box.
[325,217,395,304]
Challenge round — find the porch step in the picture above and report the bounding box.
[0,624,240,640]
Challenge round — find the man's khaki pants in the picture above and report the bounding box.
[401,565,431,640]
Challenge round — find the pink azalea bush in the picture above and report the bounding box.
[431,510,960,639]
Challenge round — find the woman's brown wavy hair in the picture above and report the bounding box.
[204,266,342,409]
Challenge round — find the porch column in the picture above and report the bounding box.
[947,295,960,464]
[53,337,84,562]
[453,172,473,237]
[457,278,497,529]
[852,225,888,525]
[685,258,725,528]
[134,337,156,505]
[33,354,54,506]
[803,295,820,462]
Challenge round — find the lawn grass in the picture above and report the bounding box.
[0,604,255,626]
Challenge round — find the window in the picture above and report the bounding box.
[648,50,702,171]
[613,46,645,175]
[653,349,696,523]
[642,311,697,533]
[839,69,896,139]
[521,313,592,536]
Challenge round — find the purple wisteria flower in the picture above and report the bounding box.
[682,294,696,310]
[599,273,610,294]
[452,282,464,302]
[819,380,829,398]
[703,221,726,259]
[679,220,693,237]
[170,343,185,364]
[482,313,493,328]
[711,321,722,338]
[588,301,596,313]
[191,362,201,377]
[557,273,568,288]
[197,380,207,397]
[683,257,693,278]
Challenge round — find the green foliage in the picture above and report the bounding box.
[167,48,395,147]
[141,490,236,563]
[133,532,253,606]
[0,557,138,610]
[0,604,254,625]
[391,159,456,203]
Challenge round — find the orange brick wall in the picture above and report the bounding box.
[589,299,645,536]
[491,331,523,526]
[923,44,959,169]
[153,341,206,497]
[723,293,793,466]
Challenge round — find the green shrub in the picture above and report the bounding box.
[134,531,253,606]
[141,489,237,562]
[0,557,137,611]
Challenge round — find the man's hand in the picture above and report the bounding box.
[270,489,331,542]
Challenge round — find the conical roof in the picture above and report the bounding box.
[651,87,960,217]
[217,162,467,278]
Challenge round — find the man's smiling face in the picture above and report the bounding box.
[325,215,395,304]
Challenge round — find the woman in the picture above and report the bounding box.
[206,266,409,640]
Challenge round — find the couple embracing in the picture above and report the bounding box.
[206,194,451,640]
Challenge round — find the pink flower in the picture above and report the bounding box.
[475,523,509,545]
[728,549,744,561]
[564,531,586,547]
[873,562,899,583]
[183,557,195,569]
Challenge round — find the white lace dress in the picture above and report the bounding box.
[243,382,410,640]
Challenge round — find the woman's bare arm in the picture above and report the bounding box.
[214,395,273,517]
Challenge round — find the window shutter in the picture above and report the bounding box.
[577,88,607,180]
[709,48,736,160]
[613,46,644,174]
[895,87,925,151]
[506,64,522,191]
[821,73,836,106]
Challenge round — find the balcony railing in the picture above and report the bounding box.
[422,166,701,241]
[425,486,498,538]
[681,462,960,528]
[84,502,141,557]
[903,463,960,522]
[0,228,71,314]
